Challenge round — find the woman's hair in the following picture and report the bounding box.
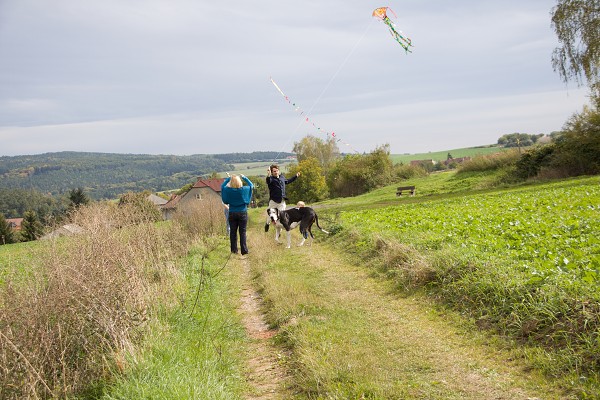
[229,175,243,188]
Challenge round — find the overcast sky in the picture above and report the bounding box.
[0,0,592,157]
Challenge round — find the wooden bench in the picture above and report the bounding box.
[396,186,416,196]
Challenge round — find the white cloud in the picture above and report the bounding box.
[0,0,592,156]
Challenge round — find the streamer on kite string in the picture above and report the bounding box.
[269,19,375,161]
[270,77,360,154]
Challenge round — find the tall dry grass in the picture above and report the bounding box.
[457,149,521,173]
[0,200,209,399]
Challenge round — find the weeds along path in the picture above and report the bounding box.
[237,256,292,399]
[247,233,567,399]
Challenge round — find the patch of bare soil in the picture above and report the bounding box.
[238,257,290,400]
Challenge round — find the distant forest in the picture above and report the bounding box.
[0,151,294,202]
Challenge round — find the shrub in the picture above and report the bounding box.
[393,163,428,180]
[327,145,395,198]
[173,196,227,238]
[513,145,556,180]
[0,202,192,398]
[457,149,521,173]
[118,191,162,223]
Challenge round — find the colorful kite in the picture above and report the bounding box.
[372,6,413,53]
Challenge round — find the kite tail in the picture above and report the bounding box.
[383,18,413,53]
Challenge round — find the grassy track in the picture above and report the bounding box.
[246,231,567,399]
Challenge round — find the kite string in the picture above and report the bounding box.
[305,18,375,117]
[272,18,375,161]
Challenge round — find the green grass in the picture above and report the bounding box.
[100,245,249,400]
[0,240,45,286]
[316,169,510,211]
[216,159,296,178]
[4,165,599,398]
[312,174,600,396]
[246,234,564,399]
[390,145,508,164]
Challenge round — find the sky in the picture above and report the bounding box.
[0,0,592,157]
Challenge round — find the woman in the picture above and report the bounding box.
[221,174,254,256]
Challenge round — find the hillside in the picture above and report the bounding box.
[0,151,294,200]
[390,145,506,164]
[0,146,504,201]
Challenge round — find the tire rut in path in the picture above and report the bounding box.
[238,257,290,400]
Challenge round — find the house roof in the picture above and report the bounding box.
[162,194,182,210]
[192,178,225,193]
[162,178,225,211]
[147,193,168,206]
[41,224,84,240]
[6,218,23,230]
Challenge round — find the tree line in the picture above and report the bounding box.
[0,151,235,200]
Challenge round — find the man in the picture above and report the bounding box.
[265,164,300,232]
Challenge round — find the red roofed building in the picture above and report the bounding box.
[6,218,23,231]
[162,177,226,220]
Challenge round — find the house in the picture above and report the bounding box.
[6,218,23,231]
[41,224,84,240]
[146,193,168,215]
[147,193,168,207]
[162,177,226,220]
[410,159,436,166]
[443,156,471,166]
[161,194,182,220]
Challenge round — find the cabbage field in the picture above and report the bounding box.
[342,177,600,285]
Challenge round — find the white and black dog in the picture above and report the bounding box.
[267,206,329,248]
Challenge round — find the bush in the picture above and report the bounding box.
[0,202,192,398]
[173,196,227,238]
[457,149,521,173]
[549,106,600,176]
[393,163,428,180]
[118,191,162,223]
[513,145,556,180]
[509,105,600,181]
[327,145,395,198]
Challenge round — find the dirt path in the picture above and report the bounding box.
[237,257,291,400]
[238,230,568,399]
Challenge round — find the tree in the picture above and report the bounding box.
[285,158,329,203]
[118,191,162,223]
[20,210,44,241]
[551,105,600,175]
[497,133,543,148]
[0,214,16,245]
[511,106,600,179]
[551,0,600,102]
[326,145,395,198]
[68,187,90,210]
[293,135,340,172]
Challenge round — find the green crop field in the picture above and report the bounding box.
[339,176,600,285]
[390,145,509,164]
[217,158,295,177]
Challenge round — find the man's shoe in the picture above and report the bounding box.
[264,223,270,232]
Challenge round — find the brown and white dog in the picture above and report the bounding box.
[267,206,329,248]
